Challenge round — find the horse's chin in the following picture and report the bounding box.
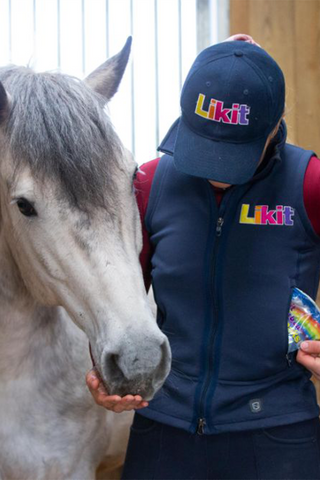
[101,377,158,402]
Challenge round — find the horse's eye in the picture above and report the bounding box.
[132,166,139,181]
[16,198,37,217]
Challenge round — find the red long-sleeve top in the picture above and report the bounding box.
[134,155,320,291]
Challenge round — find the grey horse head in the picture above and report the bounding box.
[0,37,171,400]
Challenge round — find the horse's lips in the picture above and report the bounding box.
[89,343,162,401]
[102,377,156,401]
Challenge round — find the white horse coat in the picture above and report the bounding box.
[0,38,171,480]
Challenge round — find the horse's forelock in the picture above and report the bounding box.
[0,66,124,212]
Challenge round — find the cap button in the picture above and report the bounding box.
[234,50,244,57]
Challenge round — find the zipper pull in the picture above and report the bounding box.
[216,217,224,236]
[286,353,292,367]
[197,418,206,435]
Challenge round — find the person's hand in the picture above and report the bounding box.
[86,369,149,413]
[297,341,320,381]
[225,33,261,47]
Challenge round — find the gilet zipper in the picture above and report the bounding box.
[196,187,234,435]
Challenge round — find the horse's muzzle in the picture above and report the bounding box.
[100,335,171,400]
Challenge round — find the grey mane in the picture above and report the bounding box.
[0,66,124,211]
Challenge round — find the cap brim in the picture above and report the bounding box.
[159,118,268,185]
[158,118,180,156]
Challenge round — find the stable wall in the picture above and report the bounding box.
[230,0,320,153]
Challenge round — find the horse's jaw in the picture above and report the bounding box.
[0,204,172,402]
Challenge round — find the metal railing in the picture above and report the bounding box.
[0,0,227,162]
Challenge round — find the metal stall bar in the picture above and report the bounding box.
[154,0,160,150]
[105,0,109,59]
[57,0,61,69]
[8,0,12,63]
[130,0,135,158]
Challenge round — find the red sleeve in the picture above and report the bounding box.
[134,158,161,291]
[304,156,320,237]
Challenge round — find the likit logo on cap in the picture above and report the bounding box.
[195,93,251,125]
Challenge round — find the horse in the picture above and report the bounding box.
[0,38,171,480]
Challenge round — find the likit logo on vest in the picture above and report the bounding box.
[195,93,251,125]
[240,204,295,226]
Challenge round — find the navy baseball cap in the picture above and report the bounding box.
[158,41,285,184]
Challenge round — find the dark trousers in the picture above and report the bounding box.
[122,414,320,480]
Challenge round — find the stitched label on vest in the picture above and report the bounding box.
[240,204,295,226]
[249,399,263,413]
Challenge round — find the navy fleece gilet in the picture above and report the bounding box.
[141,141,320,435]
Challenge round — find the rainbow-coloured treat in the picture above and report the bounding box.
[288,288,320,353]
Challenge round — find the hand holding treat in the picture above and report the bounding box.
[297,341,320,381]
[287,288,320,353]
[86,369,149,413]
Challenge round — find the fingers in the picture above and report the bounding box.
[86,369,121,408]
[86,368,106,394]
[300,341,320,355]
[112,396,149,413]
[224,33,261,47]
[86,369,149,412]
[297,342,320,380]
[86,369,100,390]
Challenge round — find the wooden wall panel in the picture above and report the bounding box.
[294,1,320,149]
[230,0,320,397]
[230,0,320,152]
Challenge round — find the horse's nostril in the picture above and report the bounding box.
[101,336,171,398]
[109,353,119,370]
[104,352,124,384]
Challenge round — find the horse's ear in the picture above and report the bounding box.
[0,81,9,123]
[85,36,132,102]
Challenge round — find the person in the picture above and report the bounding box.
[87,35,320,479]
